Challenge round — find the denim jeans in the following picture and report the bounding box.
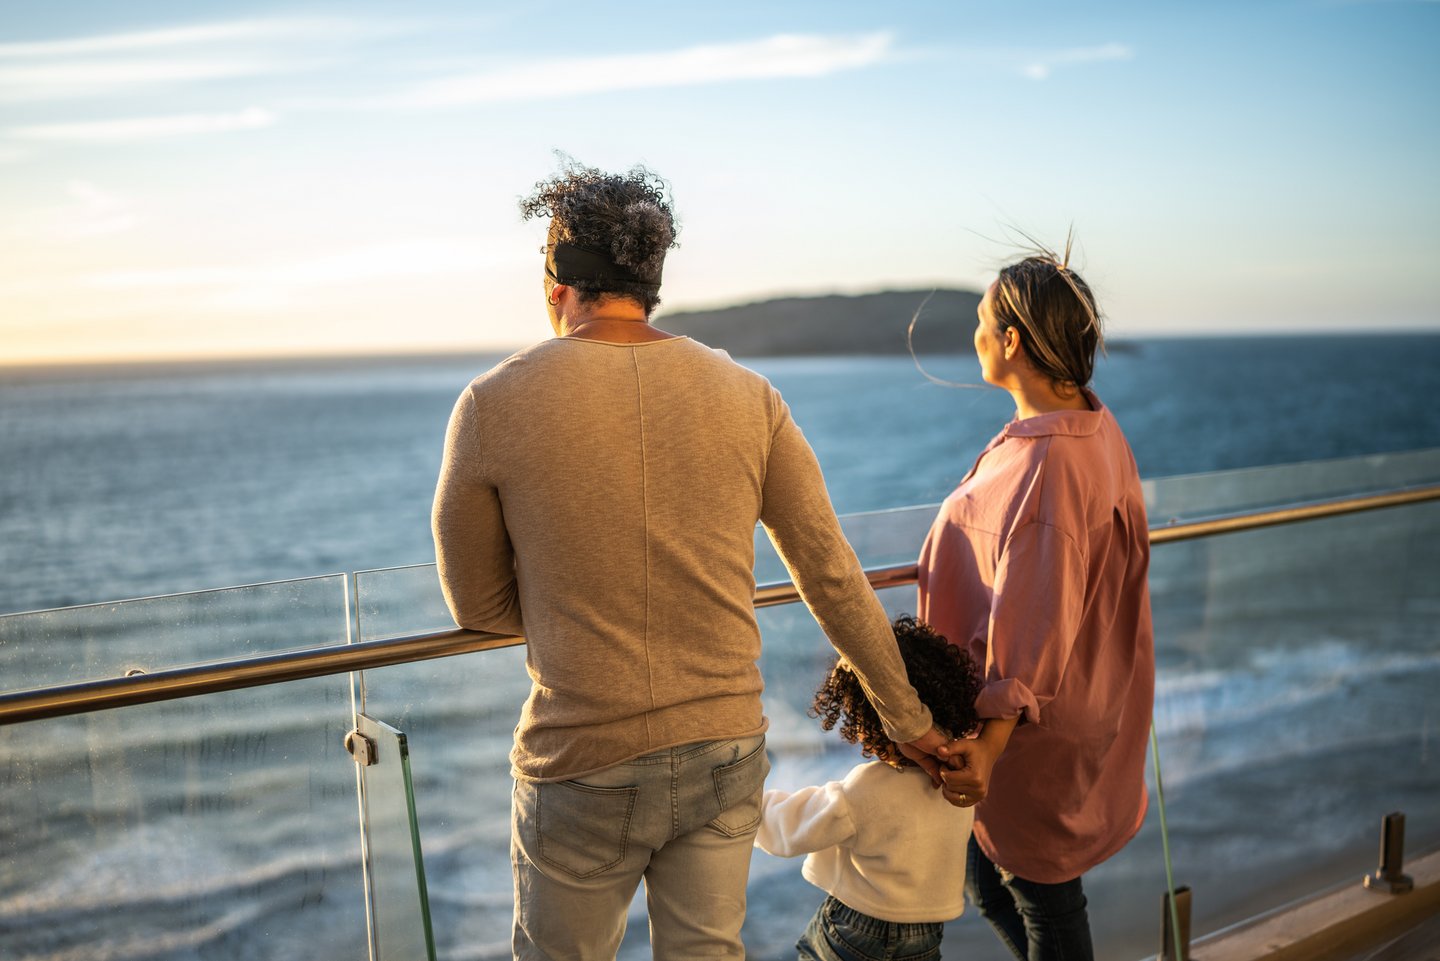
[511,734,769,961]
[796,895,942,961]
[965,836,1094,961]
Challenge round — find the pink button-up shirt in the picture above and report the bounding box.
[918,389,1154,884]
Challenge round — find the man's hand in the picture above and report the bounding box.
[897,726,949,787]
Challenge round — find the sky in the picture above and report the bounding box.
[1,0,1437,364]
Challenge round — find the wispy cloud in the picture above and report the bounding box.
[0,22,293,58]
[0,59,300,100]
[81,238,511,307]
[11,107,276,143]
[0,17,415,101]
[1018,43,1133,81]
[55,181,141,238]
[374,32,895,108]
[3,181,145,241]
[0,18,404,59]
[16,180,146,240]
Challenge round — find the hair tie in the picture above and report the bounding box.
[545,241,662,291]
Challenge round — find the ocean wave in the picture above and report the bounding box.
[0,821,358,917]
[1152,639,1438,739]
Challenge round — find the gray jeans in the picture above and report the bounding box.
[511,734,770,960]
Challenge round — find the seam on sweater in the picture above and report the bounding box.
[630,349,657,731]
[464,386,486,480]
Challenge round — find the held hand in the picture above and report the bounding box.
[935,714,1019,808]
[897,726,948,788]
[936,737,996,807]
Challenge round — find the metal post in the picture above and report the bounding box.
[1363,811,1414,894]
[1159,884,1191,961]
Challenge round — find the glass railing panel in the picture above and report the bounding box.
[1143,446,1440,523]
[0,574,350,693]
[757,448,1440,590]
[352,564,527,961]
[358,712,437,961]
[0,675,364,959]
[756,472,1440,957]
[353,563,454,643]
[753,504,940,585]
[346,453,1439,958]
[1143,496,1440,943]
[352,560,951,961]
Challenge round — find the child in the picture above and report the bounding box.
[755,616,983,961]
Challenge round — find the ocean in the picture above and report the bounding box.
[2,334,1439,960]
[4,335,1439,616]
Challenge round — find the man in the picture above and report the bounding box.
[433,161,944,960]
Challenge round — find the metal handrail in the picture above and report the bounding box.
[1146,484,1440,544]
[3,482,1438,727]
[0,628,524,727]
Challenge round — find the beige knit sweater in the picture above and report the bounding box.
[432,335,931,781]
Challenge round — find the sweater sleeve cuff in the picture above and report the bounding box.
[880,704,935,746]
[976,678,1041,725]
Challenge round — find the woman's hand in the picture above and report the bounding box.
[937,738,999,807]
[937,715,1019,808]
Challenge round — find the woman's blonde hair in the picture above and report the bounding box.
[990,234,1104,393]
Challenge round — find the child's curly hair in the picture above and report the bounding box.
[811,615,982,768]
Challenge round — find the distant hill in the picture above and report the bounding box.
[655,288,982,357]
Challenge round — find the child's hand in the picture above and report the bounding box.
[898,726,948,788]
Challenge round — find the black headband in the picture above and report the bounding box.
[545,242,662,291]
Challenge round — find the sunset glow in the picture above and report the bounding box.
[2,1,1436,365]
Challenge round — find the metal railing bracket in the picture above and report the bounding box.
[344,729,377,767]
[1363,811,1414,894]
[1159,884,1191,960]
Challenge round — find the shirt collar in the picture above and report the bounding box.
[1002,387,1105,439]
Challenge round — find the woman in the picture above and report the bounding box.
[432,161,946,961]
[918,247,1155,960]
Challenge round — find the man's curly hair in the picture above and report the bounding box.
[520,159,678,315]
[811,616,982,768]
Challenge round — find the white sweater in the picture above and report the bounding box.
[755,760,974,924]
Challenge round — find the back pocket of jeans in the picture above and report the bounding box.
[533,779,639,879]
[709,738,770,837]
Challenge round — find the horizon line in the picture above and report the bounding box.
[4,328,1439,379]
